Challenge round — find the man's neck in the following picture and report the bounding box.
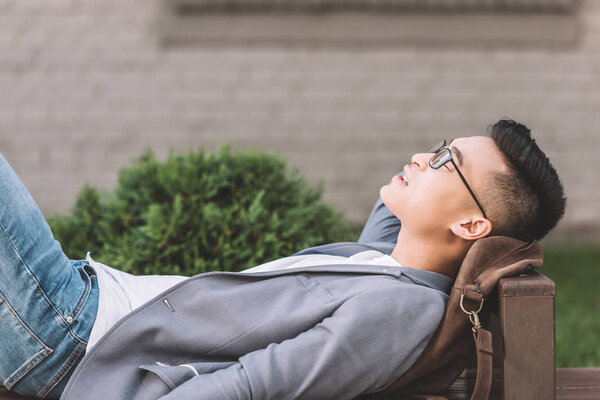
[390,229,466,278]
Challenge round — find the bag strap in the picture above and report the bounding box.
[471,327,493,400]
[407,328,493,400]
[460,286,494,400]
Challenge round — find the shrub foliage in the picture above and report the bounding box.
[47,145,358,276]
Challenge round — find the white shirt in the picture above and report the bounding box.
[86,249,402,350]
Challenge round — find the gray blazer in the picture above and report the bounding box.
[61,195,454,400]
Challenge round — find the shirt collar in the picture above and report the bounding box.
[398,266,455,294]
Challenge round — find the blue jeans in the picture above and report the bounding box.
[0,153,99,398]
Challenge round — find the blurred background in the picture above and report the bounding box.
[0,0,598,366]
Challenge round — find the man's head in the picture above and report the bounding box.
[381,118,566,244]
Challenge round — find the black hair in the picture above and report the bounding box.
[482,118,567,242]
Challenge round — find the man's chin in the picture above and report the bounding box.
[379,184,388,200]
[379,184,394,205]
[380,187,404,220]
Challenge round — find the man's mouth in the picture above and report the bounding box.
[402,165,411,186]
[394,175,408,186]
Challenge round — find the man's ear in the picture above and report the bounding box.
[449,216,492,241]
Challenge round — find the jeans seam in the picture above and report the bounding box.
[0,219,48,294]
[36,339,86,399]
[0,220,67,319]
[6,350,52,389]
[0,219,92,342]
[69,267,93,321]
[0,293,54,388]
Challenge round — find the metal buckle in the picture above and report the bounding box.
[460,293,485,332]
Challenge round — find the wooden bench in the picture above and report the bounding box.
[442,270,557,399]
[442,271,600,400]
[496,270,557,399]
[1,271,598,399]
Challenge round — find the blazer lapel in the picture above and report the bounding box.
[293,241,395,257]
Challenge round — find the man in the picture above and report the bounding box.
[0,119,566,399]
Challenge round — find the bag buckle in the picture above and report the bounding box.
[460,292,484,332]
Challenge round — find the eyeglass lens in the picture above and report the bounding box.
[427,140,452,169]
[430,149,452,169]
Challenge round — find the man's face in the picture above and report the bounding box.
[380,136,508,238]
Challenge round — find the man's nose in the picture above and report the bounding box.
[410,152,432,169]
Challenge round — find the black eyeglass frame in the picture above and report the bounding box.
[428,140,488,219]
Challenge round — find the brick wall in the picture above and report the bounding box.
[0,0,598,241]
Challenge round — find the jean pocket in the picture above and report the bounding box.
[0,293,52,389]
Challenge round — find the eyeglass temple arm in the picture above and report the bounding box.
[450,160,488,219]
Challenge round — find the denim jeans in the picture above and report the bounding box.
[0,153,99,398]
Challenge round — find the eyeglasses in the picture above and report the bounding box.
[428,140,487,219]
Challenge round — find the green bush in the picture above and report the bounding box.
[47,145,358,276]
[539,242,600,367]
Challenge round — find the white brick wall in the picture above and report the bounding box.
[0,0,599,241]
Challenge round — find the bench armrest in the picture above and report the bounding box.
[498,270,556,400]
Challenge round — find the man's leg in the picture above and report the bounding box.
[0,153,98,398]
[357,173,402,245]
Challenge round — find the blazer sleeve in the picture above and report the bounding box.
[157,285,446,400]
[357,173,403,245]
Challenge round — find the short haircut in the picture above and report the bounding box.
[481,118,567,242]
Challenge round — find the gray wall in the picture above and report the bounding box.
[0,0,598,241]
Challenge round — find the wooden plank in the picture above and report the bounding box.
[498,271,555,297]
[556,368,600,400]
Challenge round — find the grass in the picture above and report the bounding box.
[539,241,600,367]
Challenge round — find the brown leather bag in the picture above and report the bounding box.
[360,236,544,400]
